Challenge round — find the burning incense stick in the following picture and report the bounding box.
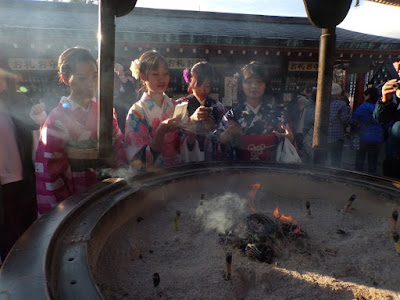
[392,210,398,232]
[306,201,311,217]
[392,232,400,255]
[153,273,164,299]
[341,194,356,213]
[225,252,232,280]
[172,210,181,231]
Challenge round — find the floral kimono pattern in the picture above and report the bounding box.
[125,92,180,169]
[215,102,289,161]
[177,94,225,161]
[35,97,126,215]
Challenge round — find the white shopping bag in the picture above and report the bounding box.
[275,137,301,164]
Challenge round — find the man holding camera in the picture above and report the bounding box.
[374,61,400,179]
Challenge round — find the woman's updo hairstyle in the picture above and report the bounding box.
[58,47,96,81]
[130,50,169,92]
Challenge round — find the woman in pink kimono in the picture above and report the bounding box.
[125,50,182,170]
[35,47,126,215]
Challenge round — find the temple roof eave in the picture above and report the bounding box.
[1,26,400,53]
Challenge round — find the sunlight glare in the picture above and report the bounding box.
[340,1,400,38]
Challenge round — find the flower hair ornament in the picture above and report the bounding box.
[130,59,141,80]
[183,68,190,84]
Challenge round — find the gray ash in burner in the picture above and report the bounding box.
[94,173,400,300]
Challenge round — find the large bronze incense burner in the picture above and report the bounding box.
[1,162,400,299]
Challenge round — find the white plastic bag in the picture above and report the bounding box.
[275,137,301,164]
[180,139,205,163]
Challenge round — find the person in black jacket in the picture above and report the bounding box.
[373,61,400,179]
[0,66,44,262]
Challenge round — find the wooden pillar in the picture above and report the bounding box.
[353,72,366,110]
[98,0,116,161]
[313,27,336,166]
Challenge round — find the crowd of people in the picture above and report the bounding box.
[1,46,400,264]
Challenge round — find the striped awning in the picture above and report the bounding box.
[366,0,400,6]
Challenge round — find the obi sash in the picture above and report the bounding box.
[237,133,276,161]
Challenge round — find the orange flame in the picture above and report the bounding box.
[273,204,295,223]
[246,183,261,213]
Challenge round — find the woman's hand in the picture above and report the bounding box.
[190,106,212,122]
[381,79,399,103]
[151,116,181,152]
[30,103,47,125]
[219,121,242,144]
[273,125,294,143]
[160,116,181,133]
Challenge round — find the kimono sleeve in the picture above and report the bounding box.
[112,108,128,166]
[124,108,153,168]
[35,115,73,215]
[211,101,226,125]
[213,108,233,140]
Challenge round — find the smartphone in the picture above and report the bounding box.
[386,63,400,80]
[173,102,188,120]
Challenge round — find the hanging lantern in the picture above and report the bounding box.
[114,0,137,17]
[302,0,352,28]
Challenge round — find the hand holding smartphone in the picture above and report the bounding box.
[190,105,212,122]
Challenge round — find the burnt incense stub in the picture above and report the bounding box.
[153,273,160,288]
[152,273,163,300]
[306,201,311,217]
[341,194,356,213]
[173,210,181,231]
[393,210,398,222]
[225,252,232,280]
[199,194,205,206]
[392,210,399,233]
[393,232,400,254]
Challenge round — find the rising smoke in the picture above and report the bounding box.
[195,192,249,234]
